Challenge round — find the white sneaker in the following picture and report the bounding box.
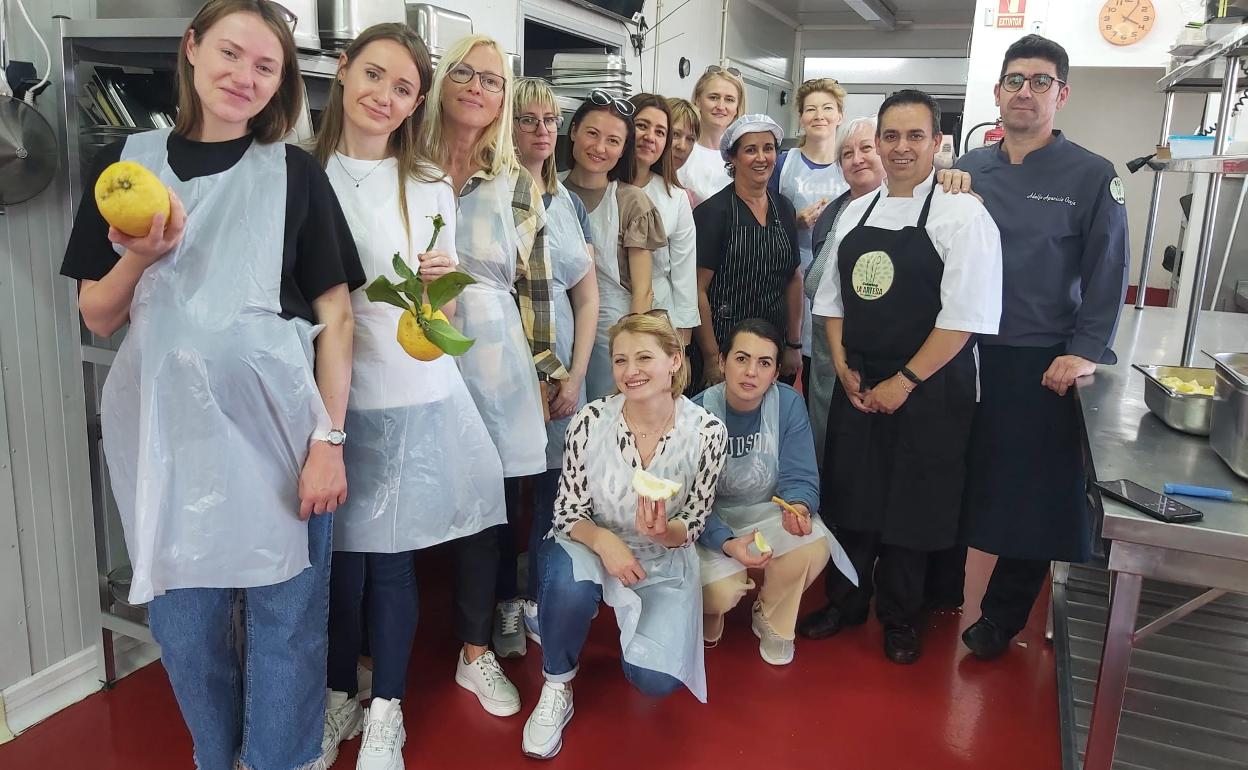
[322,689,364,768]
[751,602,795,666]
[493,599,527,658]
[356,697,405,770]
[454,650,521,716]
[522,599,542,645]
[521,681,574,759]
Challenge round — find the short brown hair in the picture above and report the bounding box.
[629,93,678,194]
[666,97,701,140]
[174,0,303,144]
[609,313,690,397]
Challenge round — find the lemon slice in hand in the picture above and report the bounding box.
[633,468,681,501]
[754,531,773,554]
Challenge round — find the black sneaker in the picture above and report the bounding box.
[962,617,1012,660]
[883,623,920,664]
[797,603,868,640]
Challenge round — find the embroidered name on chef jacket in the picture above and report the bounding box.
[852,250,895,300]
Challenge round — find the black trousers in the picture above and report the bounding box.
[496,476,525,601]
[455,525,501,647]
[800,354,811,402]
[827,528,928,626]
[924,544,968,608]
[981,557,1051,637]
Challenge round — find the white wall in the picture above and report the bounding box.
[802,25,972,59]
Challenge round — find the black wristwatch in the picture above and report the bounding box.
[785,340,802,350]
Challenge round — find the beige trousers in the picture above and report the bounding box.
[702,538,830,642]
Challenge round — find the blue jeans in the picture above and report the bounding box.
[148,513,332,770]
[526,468,560,600]
[327,550,418,701]
[536,537,682,698]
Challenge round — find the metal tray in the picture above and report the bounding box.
[1132,364,1216,435]
[1206,351,1248,478]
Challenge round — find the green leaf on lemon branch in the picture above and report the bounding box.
[365,276,413,313]
[423,316,475,356]
[426,272,476,312]
[392,252,417,281]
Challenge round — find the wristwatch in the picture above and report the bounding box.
[785,340,802,350]
[314,428,347,447]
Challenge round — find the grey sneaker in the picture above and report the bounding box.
[493,599,527,658]
[751,602,795,666]
[321,689,363,768]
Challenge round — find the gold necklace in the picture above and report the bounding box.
[623,400,675,439]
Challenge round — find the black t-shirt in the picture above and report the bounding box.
[60,132,364,324]
[693,184,799,272]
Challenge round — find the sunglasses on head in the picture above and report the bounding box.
[621,309,670,322]
[802,77,839,85]
[999,72,1065,93]
[587,89,635,117]
[706,65,742,78]
[266,0,298,31]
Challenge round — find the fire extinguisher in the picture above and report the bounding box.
[964,119,1004,149]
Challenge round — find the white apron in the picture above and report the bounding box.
[454,172,548,477]
[103,129,329,604]
[778,150,847,356]
[555,394,708,702]
[328,163,507,553]
[696,383,858,587]
[575,179,631,401]
[544,184,595,469]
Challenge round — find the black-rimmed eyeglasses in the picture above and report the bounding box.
[447,62,506,93]
[1000,72,1065,93]
[515,115,564,133]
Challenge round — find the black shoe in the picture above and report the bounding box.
[962,617,1012,660]
[883,623,921,664]
[797,604,868,640]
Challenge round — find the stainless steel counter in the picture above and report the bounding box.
[1074,306,1248,770]
[1078,307,1248,559]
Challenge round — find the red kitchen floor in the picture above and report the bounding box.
[0,548,1059,770]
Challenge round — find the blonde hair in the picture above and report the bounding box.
[175,0,302,143]
[512,77,560,195]
[666,97,701,140]
[609,314,690,397]
[796,78,847,148]
[691,68,747,127]
[314,23,443,240]
[420,35,520,178]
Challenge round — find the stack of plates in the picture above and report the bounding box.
[550,53,631,100]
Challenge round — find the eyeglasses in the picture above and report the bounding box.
[801,77,839,85]
[447,62,506,93]
[706,65,742,78]
[588,89,635,117]
[266,0,298,31]
[1000,72,1065,93]
[515,114,563,133]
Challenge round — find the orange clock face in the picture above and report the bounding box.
[1100,0,1156,46]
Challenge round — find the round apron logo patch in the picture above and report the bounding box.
[851,250,894,301]
[1109,177,1126,205]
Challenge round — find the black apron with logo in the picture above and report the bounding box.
[706,191,796,349]
[822,185,977,552]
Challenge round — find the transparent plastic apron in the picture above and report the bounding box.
[330,170,507,552]
[779,151,847,356]
[554,394,707,702]
[544,184,594,469]
[696,383,857,587]
[454,172,548,477]
[576,179,630,401]
[103,128,328,604]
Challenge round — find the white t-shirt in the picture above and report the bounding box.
[642,175,699,328]
[327,154,465,409]
[812,170,1003,336]
[677,143,732,208]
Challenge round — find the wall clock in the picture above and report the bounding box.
[1099,0,1156,46]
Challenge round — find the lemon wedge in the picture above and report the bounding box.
[632,468,681,500]
[754,531,773,554]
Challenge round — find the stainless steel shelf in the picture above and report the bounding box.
[1158,23,1248,93]
[1153,154,1248,174]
